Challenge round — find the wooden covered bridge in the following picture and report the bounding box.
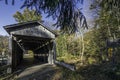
[4,21,57,71]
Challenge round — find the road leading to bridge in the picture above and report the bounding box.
[16,63,57,80]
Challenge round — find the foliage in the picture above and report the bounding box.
[88,0,120,64]
[56,26,119,65]
[56,34,67,57]
[2,0,88,34]
[100,0,120,23]
[13,8,42,23]
[0,35,8,54]
[56,34,87,65]
[84,28,108,64]
[56,34,81,57]
[91,0,120,38]
[96,10,120,39]
[21,0,88,33]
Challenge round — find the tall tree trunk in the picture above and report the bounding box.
[78,29,84,65]
[80,33,84,65]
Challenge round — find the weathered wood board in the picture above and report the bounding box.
[11,25,55,38]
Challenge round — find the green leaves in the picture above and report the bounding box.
[13,8,42,23]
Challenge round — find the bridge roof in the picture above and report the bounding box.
[3,20,58,36]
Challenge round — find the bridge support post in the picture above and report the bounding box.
[48,50,54,64]
[48,42,54,64]
[53,40,57,63]
[7,35,12,73]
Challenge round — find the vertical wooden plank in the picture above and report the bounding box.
[14,40,24,68]
[53,40,57,62]
[14,41,17,68]
[12,37,18,70]
[8,35,12,65]
[47,42,54,64]
[12,39,16,69]
[7,35,12,73]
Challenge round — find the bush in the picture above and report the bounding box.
[56,34,82,64]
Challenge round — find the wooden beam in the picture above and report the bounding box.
[7,35,12,73]
[33,39,54,51]
[13,36,25,52]
[53,40,57,62]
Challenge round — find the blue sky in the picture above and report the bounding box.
[0,0,23,35]
[0,0,94,35]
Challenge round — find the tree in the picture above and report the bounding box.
[91,0,120,38]
[13,8,42,23]
[0,35,8,54]
[89,0,120,62]
[3,0,88,34]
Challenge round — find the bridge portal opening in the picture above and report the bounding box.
[11,35,54,70]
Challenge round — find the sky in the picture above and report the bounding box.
[0,0,94,36]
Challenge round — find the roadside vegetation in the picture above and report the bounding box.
[55,29,120,80]
[0,35,8,55]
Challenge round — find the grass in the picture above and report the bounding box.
[52,62,120,80]
[53,52,120,80]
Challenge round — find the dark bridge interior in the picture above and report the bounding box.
[12,35,53,70]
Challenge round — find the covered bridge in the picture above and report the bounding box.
[4,21,57,71]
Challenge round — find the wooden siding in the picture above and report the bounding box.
[10,25,55,38]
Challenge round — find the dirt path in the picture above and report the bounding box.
[16,63,57,80]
